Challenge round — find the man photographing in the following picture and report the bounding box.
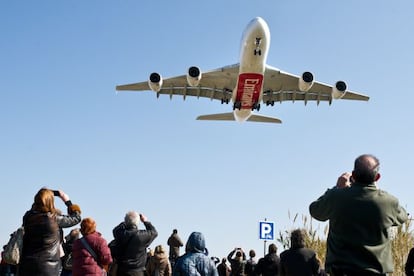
[309,154,408,275]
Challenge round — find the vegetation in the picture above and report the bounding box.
[277,212,413,275]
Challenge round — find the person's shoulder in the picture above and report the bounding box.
[371,188,401,204]
[279,249,290,258]
[298,247,317,256]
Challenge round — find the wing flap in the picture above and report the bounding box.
[263,65,369,103]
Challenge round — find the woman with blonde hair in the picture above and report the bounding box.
[146,245,172,276]
[18,188,82,276]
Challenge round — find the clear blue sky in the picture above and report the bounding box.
[1,1,413,259]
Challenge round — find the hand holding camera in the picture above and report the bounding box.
[336,172,353,189]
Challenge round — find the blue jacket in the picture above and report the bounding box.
[173,232,218,276]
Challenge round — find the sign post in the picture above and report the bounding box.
[259,219,274,256]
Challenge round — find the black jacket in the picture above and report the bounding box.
[18,209,81,276]
[280,247,320,276]
[255,253,280,276]
[113,221,158,273]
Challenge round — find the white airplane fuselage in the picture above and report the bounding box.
[232,17,270,122]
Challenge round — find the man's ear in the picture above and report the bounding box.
[375,173,381,181]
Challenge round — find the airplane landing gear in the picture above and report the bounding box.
[254,49,262,56]
[254,37,262,56]
[233,101,242,110]
[252,102,261,111]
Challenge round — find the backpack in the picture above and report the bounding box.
[3,227,24,265]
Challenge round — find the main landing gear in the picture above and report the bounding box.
[233,101,242,110]
[252,102,261,111]
[233,101,261,111]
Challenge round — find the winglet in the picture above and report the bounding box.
[196,112,282,124]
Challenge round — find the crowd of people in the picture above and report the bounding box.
[0,154,414,275]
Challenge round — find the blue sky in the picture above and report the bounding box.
[1,1,414,259]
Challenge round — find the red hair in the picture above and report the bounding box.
[80,218,96,235]
[32,188,57,214]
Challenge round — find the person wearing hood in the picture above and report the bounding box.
[173,232,218,276]
[146,245,171,276]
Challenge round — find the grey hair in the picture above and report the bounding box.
[124,211,140,227]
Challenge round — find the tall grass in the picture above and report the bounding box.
[277,213,413,275]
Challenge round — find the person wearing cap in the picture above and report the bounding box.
[113,211,158,276]
[167,229,183,267]
[173,232,218,276]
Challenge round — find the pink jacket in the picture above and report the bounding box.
[72,232,112,276]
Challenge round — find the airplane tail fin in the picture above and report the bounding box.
[196,112,282,124]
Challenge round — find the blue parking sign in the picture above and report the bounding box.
[259,221,274,240]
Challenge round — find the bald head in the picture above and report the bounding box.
[353,154,380,184]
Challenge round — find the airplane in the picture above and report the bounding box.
[116,17,369,124]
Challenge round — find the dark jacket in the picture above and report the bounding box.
[72,232,113,276]
[405,247,414,275]
[217,262,231,276]
[255,253,280,276]
[113,221,158,275]
[173,232,218,276]
[280,247,320,276]
[227,249,246,276]
[309,182,408,274]
[18,209,81,276]
[167,233,183,260]
[244,258,257,276]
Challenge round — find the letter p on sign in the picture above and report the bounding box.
[259,221,274,240]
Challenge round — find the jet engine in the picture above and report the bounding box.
[186,66,202,87]
[298,71,314,92]
[148,72,163,92]
[332,81,347,99]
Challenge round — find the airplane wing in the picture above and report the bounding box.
[116,64,240,102]
[262,65,369,105]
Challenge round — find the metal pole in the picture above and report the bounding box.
[263,218,267,256]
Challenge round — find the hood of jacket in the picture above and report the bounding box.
[185,232,208,255]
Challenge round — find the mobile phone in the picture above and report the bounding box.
[53,190,60,196]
